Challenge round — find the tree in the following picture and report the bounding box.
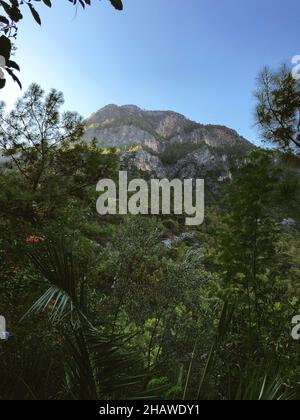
[0,0,123,89]
[219,150,280,330]
[216,149,300,395]
[255,66,300,155]
[0,83,84,191]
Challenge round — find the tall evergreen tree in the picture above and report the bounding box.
[255,66,300,155]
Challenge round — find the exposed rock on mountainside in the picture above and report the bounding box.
[84,104,254,189]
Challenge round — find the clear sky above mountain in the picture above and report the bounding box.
[2,0,300,145]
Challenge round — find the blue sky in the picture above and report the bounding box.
[1,0,300,145]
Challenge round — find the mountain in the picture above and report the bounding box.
[84,105,254,194]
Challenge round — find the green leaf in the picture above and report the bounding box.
[110,0,123,11]
[27,3,41,25]
[42,0,52,7]
[0,35,11,61]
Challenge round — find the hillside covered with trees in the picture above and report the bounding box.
[0,67,300,399]
[1,0,300,402]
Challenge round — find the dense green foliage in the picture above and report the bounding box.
[0,84,300,400]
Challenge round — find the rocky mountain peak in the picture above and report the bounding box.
[85,104,251,149]
[84,104,254,196]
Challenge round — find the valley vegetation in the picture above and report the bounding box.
[0,65,300,400]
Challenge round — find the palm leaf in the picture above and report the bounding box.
[234,371,296,401]
[22,240,86,322]
[21,239,155,400]
[64,325,145,400]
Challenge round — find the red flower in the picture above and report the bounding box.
[46,299,57,311]
[26,235,45,244]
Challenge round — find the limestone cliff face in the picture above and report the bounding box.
[84,104,254,187]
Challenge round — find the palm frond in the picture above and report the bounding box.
[64,326,144,400]
[234,371,296,401]
[22,239,86,322]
